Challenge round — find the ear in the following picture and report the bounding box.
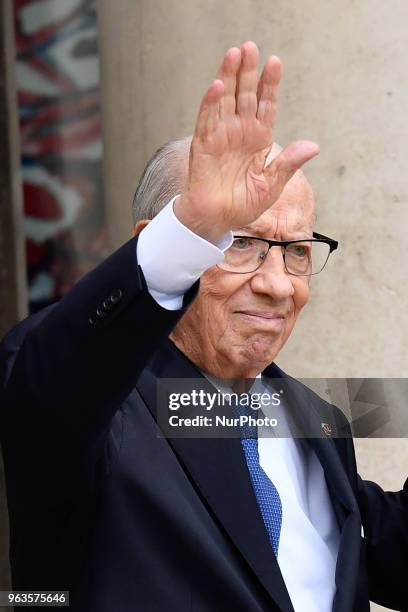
[132,219,151,237]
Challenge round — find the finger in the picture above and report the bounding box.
[216,47,241,119]
[256,56,281,128]
[194,79,224,139]
[264,140,320,192]
[236,41,259,118]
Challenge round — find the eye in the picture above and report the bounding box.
[232,237,253,250]
[288,244,308,257]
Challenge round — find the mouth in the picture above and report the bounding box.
[235,310,287,329]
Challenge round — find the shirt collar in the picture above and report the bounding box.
[199,369,262,394]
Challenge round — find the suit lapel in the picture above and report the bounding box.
[262,363,359,514]
[137,338,295,612]
[263,363,363,612]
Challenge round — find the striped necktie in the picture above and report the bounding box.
[231,394,283,557]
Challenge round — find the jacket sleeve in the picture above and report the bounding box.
[0,234,199,503]
[337,409,408,609]
[357,472,408,610]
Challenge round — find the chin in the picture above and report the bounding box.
[235,336,282,371]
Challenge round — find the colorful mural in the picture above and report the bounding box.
[14,0,107,312]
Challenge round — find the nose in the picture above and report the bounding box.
[249,246,295,300]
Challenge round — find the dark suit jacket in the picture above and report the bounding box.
[0,235,407,612]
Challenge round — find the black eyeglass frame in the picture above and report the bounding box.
[217,231,339,276]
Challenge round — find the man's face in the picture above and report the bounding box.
[171,171,316,379]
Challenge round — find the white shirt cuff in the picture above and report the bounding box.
[136,195,233,310]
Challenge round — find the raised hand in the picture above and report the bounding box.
[174,41,320,243]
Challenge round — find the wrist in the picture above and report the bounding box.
[173,195,227,244]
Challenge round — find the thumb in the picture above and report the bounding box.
[264,140,320,194]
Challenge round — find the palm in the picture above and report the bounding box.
[192,115,273,229]
[181,43,320,238]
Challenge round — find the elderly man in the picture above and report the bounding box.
[0,42,407,612]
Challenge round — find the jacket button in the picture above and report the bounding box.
[103,299,113,311]
[109,289,123,304]
[96,307,106,318]
[89,316,96,326]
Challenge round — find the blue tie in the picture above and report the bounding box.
[231,394,283,557]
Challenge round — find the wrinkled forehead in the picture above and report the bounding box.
[240,171,315,238]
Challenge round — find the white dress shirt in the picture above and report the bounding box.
[136,196,341,611]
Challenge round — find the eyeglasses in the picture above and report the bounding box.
[217,232,338,276]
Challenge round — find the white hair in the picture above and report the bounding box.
[132,136,191,223]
